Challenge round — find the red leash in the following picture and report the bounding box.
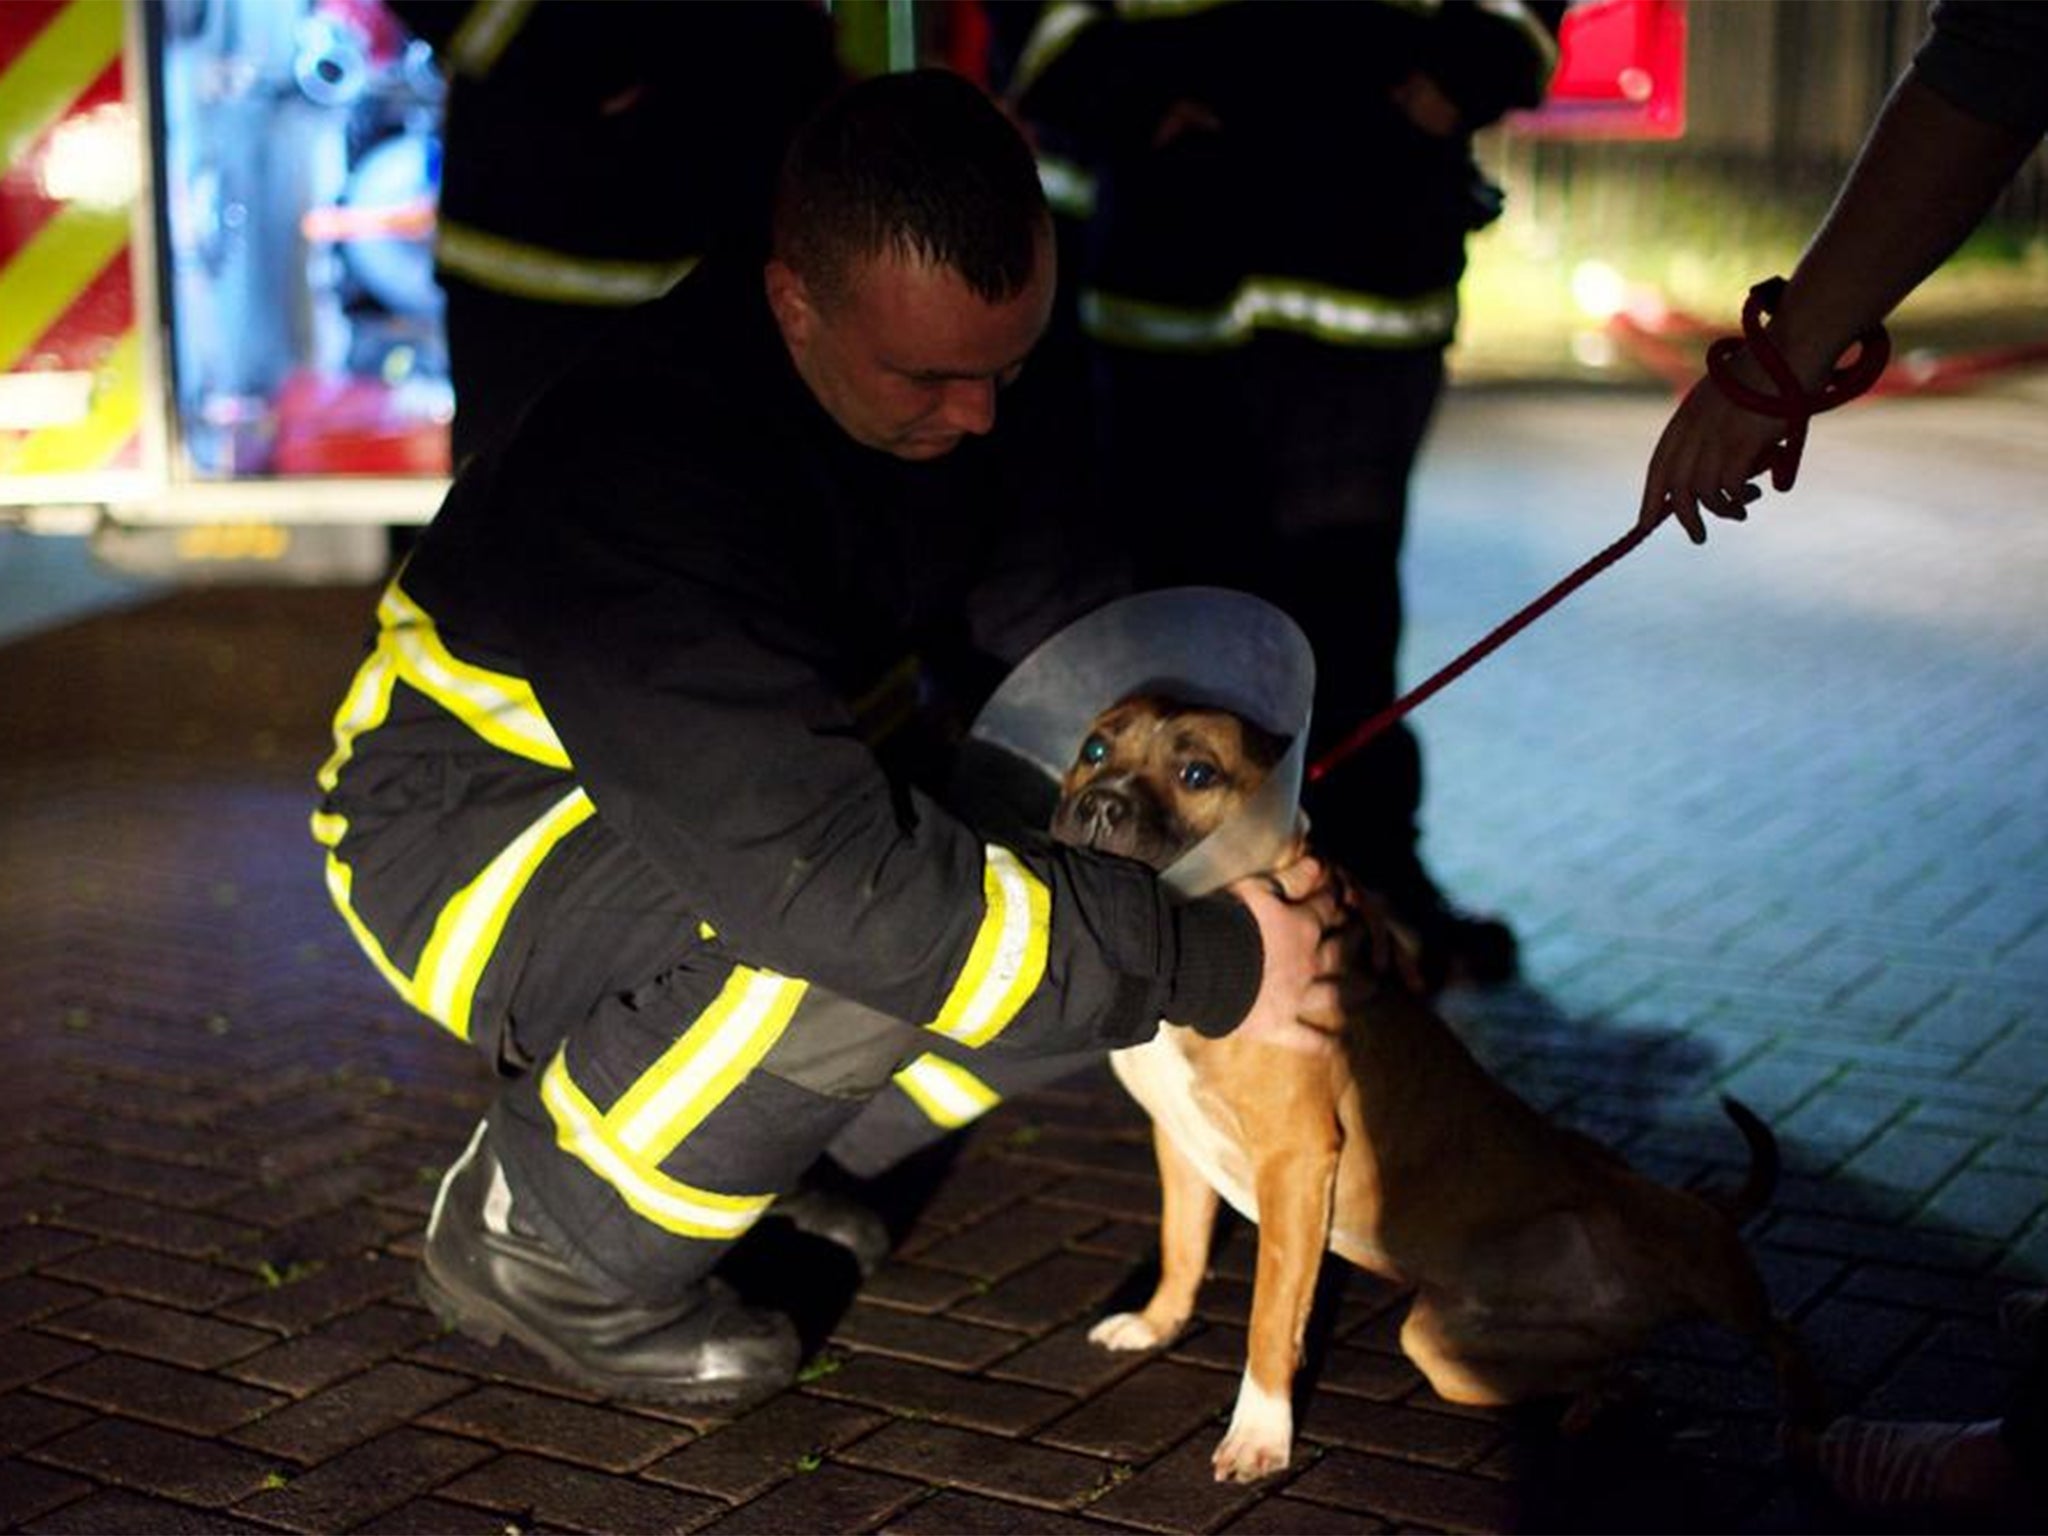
[1308,277,1890,785]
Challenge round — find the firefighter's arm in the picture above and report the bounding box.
[501,457,1260,1061]
[1415,0,1565,132]
[1003,2,1186,161]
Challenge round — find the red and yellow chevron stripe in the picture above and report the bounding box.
[0,0,143,483]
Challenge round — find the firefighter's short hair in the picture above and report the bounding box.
[773,67,1048,308]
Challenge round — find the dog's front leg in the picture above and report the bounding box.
[1090,1120,1217,1352]
[1214,1091,1339,1483]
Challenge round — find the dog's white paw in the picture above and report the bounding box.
[1088,1311,1177,1352]
[1211,1371,1294,1483]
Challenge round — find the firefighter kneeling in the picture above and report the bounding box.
[313,70,1345,1406]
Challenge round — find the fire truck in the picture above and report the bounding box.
[0,0,1680,583]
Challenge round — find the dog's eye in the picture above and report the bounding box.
[1180,761,1220,790]
[1080,735,1108,766]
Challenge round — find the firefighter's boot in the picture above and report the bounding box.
[419,1121,800,1409]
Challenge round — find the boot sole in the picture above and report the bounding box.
[415,1262,789,1413]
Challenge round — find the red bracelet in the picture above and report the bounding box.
[1704,276,1891,491]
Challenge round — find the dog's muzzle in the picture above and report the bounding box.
[1051,778,1188,868]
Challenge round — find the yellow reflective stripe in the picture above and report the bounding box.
[437,220,698,306]
[446,0,537,77]
[894,1053,1002,1130]
[379,581,569,768]
[412,787,595,1038]
[925,845,1050,1049]
[1012,1,1101,96]
[316,639,400,793]
[319,843,418,1003]
[0,327,139,477]
[1082,278,1459,352]
[1036,153,1097,222]
[1114,0,1239,17]
[609,967,808,1163]
[0,200,128,374]
[0,0,122,175]
[313,635,587,1042]
[542,1052,776,1239]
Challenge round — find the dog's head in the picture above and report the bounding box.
[1049,692,1289,871]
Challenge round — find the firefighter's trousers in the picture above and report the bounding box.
[478,817,1096,1305]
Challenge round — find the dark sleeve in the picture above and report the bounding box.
[1912,0,2048,140]
[1006,2,1185,161]
[1421,0,1564,131]
[493,435,1259,1057]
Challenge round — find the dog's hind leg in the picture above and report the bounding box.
[1213,1113,1340,1483]
[1091,1122,1217,1353]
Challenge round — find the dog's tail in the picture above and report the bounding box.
[1704,1095,1780,1225]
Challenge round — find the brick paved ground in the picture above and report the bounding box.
[3,377,2045,1534]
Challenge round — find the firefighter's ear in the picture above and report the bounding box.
[765,260,816,354]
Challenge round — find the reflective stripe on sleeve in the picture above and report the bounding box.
[542,1050,778,1240]
[609,967,810,1164]
[894,1053,1003,1130]
[1083,278,1459,352]
[437,220,698,307]
[446,0,537,78]
[924,845,1050,1049]
[1012,2,1102,96]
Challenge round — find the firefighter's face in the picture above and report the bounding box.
[768,231,1053,461]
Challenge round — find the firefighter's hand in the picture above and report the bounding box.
[1227,855,1346,1057]
[1638,366,1775,544]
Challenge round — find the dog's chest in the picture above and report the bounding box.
[1111,1031,1260,1224]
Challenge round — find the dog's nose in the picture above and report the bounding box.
[1076,786,1128,830]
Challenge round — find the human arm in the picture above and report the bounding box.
[1640,65,2042,540]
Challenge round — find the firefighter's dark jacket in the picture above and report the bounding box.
[313,252,1263,1061]
[1008,0,1562,329]
[388,1,838,296]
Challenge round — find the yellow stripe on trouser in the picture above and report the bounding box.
[894,1053,1002,1130]
[312,579,585,1039]
[436,220,698,307]
[542,1050,779,1240]
[0,326,140,477]
[375,580,570,768]
[608,968,810,1162]
[924,845,1050,1049]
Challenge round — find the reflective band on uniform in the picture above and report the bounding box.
[543,1051,777,1240]
[437,220,698,307]
[311,580,586,1041]
[1012,1,1101,96]
[1083,279,1458,352]
[377,580,569,768]
[925,844,1049,1049]
[447,0,537,78]
[609,968,809,1164]
[1036,154,1097,222]
[411,786,595,1037]
[315,783,593,1041]
[894,1053,1002,1130]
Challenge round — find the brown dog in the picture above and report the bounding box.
[1052,693,1820,1483]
